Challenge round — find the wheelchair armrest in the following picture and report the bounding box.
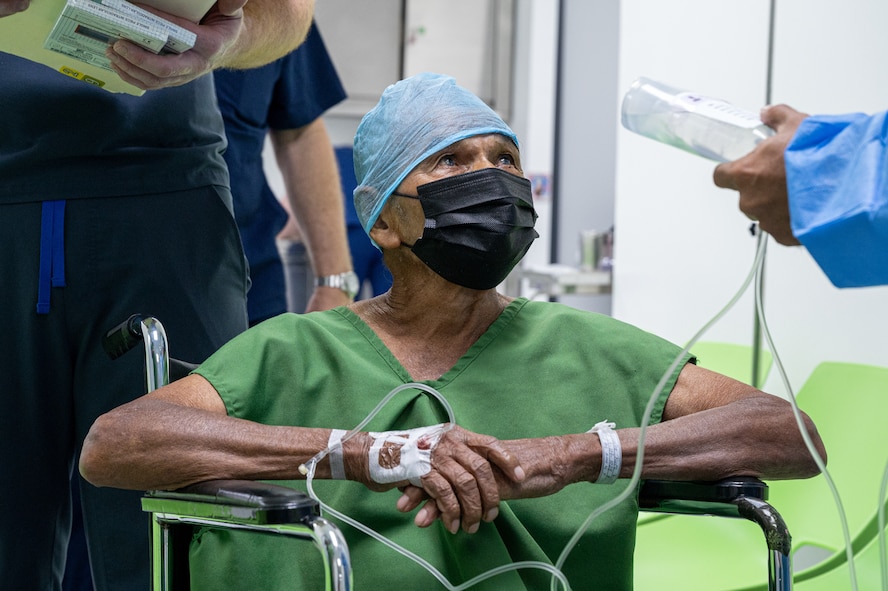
[144,479,320,526]
[639,476,768,518]
[639,477,791,556]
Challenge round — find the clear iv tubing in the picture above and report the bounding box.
[299,382,572,591]
[298,232,865,591]
[553,229,858,591]
[752,238,860,591]
[550,229,769,589]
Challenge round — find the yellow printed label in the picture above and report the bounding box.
[58,65,106,88]
[59,65,83,79]
[81,75,105,87]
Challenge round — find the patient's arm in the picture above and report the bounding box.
[80,374,329,490]
[79,373,524,535]
[638,363,824,480]
[511,363,823,488]
[399,363,825,527]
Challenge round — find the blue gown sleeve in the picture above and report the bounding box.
[785,111,888,288]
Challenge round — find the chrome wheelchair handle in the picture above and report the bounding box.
[139,316,169,392]
[108,314,355,590]
[103,313,169,391]
[304,515,353,591]
[103,313,177,392]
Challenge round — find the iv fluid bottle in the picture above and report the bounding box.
[621,77,774,162]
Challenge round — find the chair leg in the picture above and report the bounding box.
[149,518,172,591]
[150,519,193,591]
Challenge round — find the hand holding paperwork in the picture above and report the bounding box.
[0,0,216,95]
[1,1,31,18]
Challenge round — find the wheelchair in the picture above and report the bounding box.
[102,314,352,591]
[104,313,791,591]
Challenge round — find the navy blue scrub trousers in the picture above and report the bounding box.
[0,186,249,591]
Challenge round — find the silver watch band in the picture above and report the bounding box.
[315,271,359,298]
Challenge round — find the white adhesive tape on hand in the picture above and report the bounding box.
[327,429,347,480]
[588,420,621,484]
[368,424,448,487]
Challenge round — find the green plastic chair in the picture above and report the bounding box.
[743,362,888,589]
[634,361,888,591]
[793,523,888,591]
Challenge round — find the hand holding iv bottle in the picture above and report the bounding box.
[621,77,774,162]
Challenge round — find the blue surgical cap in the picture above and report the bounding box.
[353,72,519,235]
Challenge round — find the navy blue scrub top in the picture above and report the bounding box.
[214,22,347,322]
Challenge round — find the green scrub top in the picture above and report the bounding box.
[192,298,688,590]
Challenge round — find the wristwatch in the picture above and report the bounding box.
[315,271,360,299]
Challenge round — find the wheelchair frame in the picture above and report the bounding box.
[103,314,352,591]
[105,313,791,591]
[638,478,792,591]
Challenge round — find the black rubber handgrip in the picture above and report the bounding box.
[102,314,145,360]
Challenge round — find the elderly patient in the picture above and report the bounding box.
[80,73,824,590]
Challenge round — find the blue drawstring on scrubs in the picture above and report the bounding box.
[36,200,66,314]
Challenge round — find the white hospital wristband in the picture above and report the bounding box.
[588,420,621,484]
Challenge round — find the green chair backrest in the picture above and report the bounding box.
[765,361,888,581]
[793,520,888,591]
[634,361,888,591]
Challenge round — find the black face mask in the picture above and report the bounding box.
[393,167,538,290]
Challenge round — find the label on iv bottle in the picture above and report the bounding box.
[676,93,764,129]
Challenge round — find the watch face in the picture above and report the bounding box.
[344,272,359,297]
[318,272,359,297]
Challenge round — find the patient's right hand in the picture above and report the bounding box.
[0,0,29,17]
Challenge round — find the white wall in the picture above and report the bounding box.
[510,0,559,269]
[613,0,888,396]
[551,0,620,314]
